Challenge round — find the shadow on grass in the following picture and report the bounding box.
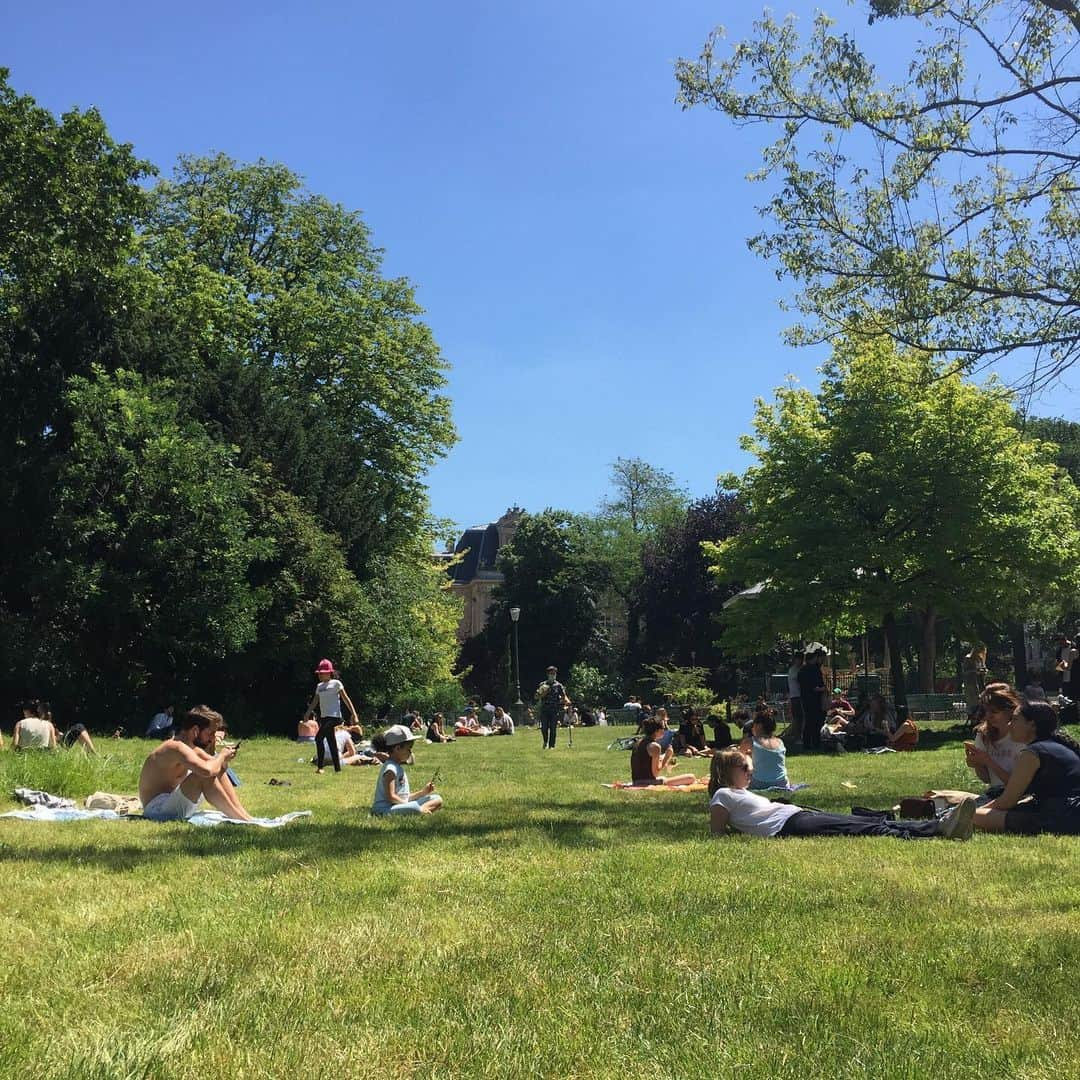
[0,794,710,872]
[784,722,972,757]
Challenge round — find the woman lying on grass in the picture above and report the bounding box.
[708,749,975,840]
[371,725,443,816]
[973,701,1080,835]
[629,717,699,787]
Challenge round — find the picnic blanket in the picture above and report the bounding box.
[604,781,709,794]
[186,810,312,828]
[1,806,120,822]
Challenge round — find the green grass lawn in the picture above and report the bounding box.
[1,726,1078,1079]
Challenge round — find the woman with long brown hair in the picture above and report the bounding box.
[974,701,1080,835]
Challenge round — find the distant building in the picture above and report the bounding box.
[446,508,523,639]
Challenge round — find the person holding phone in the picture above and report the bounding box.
[138,706,252,822]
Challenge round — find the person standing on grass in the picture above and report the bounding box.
[708,749,975,840]
[537,666,568,750]
[798,649,828,751]
[304,659,359,774]
[370,725,443,816]
[786,655,804,742]
[138,706,251,822]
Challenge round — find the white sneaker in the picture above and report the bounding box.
[938,795,976,841]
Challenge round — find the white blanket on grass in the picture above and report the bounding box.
[2,806,312,827]
[1,806,120,822]
[186,810,312,828]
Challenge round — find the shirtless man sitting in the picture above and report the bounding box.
[138,705,251,822]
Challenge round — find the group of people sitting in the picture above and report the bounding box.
[629,706,798,791]
[706,682,1080,840]
[137,703,446,822]
[451,705,515,738]
[818,691,919,752]
[5,699,96,753]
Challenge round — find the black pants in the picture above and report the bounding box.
[801,705,823,750]
[316,719,342,772]
[540,714,558,748]
[780,810,940,839]
[788,698,804,741]
[62,724,89,747]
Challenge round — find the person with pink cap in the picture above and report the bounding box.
[304,659,359,774]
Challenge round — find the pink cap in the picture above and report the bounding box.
[314,658,336,676]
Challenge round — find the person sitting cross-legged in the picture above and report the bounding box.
[629,717,699,787]
[138,705,251,822]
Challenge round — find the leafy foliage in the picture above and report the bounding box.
[567,663,619,709]
[676,2,1080,390]
[579,457,688,671]
[459,511,609,700]
[639,492,745,675]
[140,153,456,571]
[0,74,461,728]
[709,337,1080,699]
[644,663,716,710]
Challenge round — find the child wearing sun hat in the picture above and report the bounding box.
[370,725,443,816]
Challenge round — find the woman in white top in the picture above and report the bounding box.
[304,659,359,774]
[708,749,975,840]
[965,685,1025,796]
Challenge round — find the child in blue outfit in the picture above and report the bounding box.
[371,725,444,816]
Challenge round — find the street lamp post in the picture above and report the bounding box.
[509,607,523,723]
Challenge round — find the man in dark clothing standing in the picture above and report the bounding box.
[536,665,568,749]
[798,649,828,751]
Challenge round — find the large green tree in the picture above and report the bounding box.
[676,1,1080,391]
[139,153,456,572]
[639,492,745,679]
[708,337,1080,706]
[0,75,462,726]
[579,457,687,671]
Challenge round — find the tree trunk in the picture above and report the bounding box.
[625,599,641,673]
[883,611,908,716]
[1007,620,1028,686]
[918,607,937,692]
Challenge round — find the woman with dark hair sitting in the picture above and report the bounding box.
[629,716,699,787]
[739,711,790,789]
[974,701,1080,835]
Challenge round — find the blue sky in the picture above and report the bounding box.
[5,2,1072,534]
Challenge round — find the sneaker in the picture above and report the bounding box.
[937,795,976,841]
